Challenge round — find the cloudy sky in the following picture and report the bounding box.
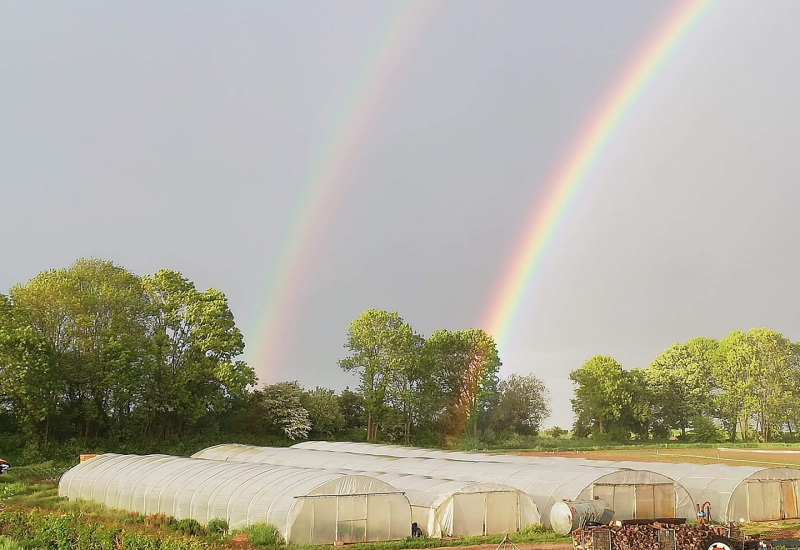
[2,1,798,428]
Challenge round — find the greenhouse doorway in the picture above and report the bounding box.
[746,480,800,521]
[593,483,676,519]
[451,491,519,536]
[292,492,407,545]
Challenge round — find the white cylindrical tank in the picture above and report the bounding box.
[549,499,613,535]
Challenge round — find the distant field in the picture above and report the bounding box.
[516,447,800,468]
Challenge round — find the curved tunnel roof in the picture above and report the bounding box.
[59,453,411,543]
[191,445,541,536]
[193,444,694,525]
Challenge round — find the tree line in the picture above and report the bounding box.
[233,309,552,445]
[0,259,551,454]
[0,258,256,445]
[571,329,800,442]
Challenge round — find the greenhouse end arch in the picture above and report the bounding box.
[59,454,412,544]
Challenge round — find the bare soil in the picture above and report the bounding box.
[515,448,800,469]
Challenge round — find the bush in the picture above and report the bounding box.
[145,512,171,528]
[689,415,725,443]
[173,518,204,536]
[206,518,229,535]
[545,426,567,438]
[234,522,284,546]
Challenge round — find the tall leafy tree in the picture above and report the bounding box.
[302,387,345,438]
[487,373,550,435]
[715,328,797,441]
[142,269,255,437]
[424,328,501,436]
[646,339,716,437]
[570,355,632,437]
[0,294,61,443]
[9,259,151,440]
[338,309,420,441]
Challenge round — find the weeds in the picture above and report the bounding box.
[0,536,24,550]
[231,522,284,546]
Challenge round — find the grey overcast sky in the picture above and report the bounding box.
[2,1,799,429]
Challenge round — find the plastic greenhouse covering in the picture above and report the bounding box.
[58,454,412,544]
[605,462,800,523]
[192,444,693,526]
[191,445,539,537]
[293,441,800,523]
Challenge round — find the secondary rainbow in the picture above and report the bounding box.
[481,0,715,351]
[252,2,438,379]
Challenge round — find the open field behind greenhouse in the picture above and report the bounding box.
[516,447,800,469]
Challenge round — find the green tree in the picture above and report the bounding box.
[646,339,716,438]
[487,373,550,435]
[570,355,632,437]
[302,387,345,438]
[715,328,797,442]
[622,368,653,440]
[338,310,420,441]
[258,381,310,440]
[423,328,501,437]
[8,259,151,441]
[338,388,366,431]
[0,294,62,443]
[142,269,255,437]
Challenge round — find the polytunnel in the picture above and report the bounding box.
[58,454,412,544]
[611,462,800,523]
[192,444,694,527]
[294,441,800,523]
[191,445,540,537]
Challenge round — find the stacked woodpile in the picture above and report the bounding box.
[572,522,725,550]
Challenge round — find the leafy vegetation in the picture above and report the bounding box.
[0,260,552,457]
[233,522,285,546]
[570,328,800,442]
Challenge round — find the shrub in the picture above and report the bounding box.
[689,415,725,443]
[145,512,171,528]
[206,518,229,535]
[173,518,204,536]
[234,522,283,546]
[545,426,567,438]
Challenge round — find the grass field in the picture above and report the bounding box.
[515,446,800,468]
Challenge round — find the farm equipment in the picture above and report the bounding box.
[562,499,800,550]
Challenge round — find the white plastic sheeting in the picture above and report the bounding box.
[192,444,693,526]
[191,445,540,537]
[607,462,800,523]
[58,454,411,544]
[294,441,800,523]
